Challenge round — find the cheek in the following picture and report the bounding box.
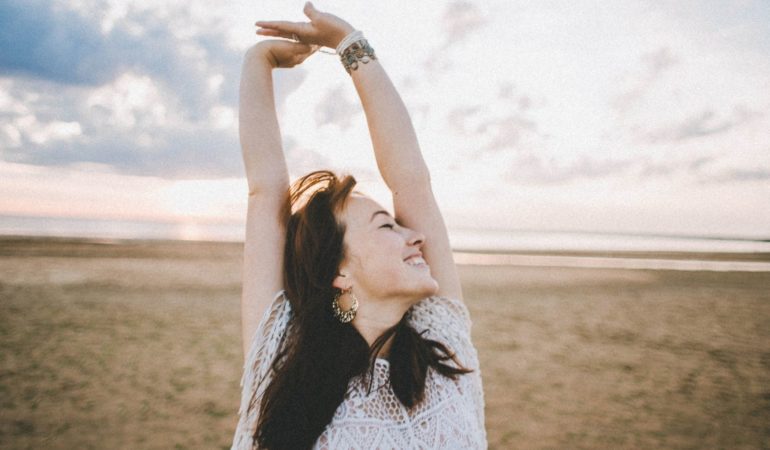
[357,234,404,277]
[368,238,399,265]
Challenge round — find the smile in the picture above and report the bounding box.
[405,256,427,267]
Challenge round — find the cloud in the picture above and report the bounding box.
[503,151,770,187]
[612,47,680,111]
[497,82,515,100]
[0,1,319,179]
[442,1,487,46]
[0,0,242,115]
[477,115,537,152]
[447,102,539,154]
[700,166,770,183]
[273,68,309,110]
[638,156,715,177]
[0,73,244,178]
[0,0,120,85]
[641,47,678,74]
[424,1,487,73]
[644,105,762,143]
[504,153,722,185]
[447,106,483,133]
[314,85,360,130]
[506,153,635,185]
[283,136,333,179]
[3,124,242,179]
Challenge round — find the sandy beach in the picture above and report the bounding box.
[1,236,768,449]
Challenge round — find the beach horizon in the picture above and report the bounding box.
[2,233,769,261]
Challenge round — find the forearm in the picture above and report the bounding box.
[239,46,290,195]
[350,58,431,191]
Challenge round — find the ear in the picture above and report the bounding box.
[332,273,350,291]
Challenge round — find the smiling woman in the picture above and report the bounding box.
[229,2,486,450]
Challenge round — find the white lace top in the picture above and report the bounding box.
[231,290,487,450]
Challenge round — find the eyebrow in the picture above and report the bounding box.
[370,210,392,223]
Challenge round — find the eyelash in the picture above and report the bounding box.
[380,223,396,229]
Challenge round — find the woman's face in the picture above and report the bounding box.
[333,193,439,303]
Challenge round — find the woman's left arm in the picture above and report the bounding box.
[349,56,463,301]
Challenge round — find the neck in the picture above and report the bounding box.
[351,296,411,360]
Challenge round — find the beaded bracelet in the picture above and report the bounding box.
[339,39,377,74]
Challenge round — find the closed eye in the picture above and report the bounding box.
[380,223,395,229]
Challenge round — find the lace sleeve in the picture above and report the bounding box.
[407,295,479,370]
[232,290,292,450]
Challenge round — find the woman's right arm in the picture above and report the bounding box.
[238,41,313,360]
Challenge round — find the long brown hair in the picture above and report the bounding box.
[252,170,473,450]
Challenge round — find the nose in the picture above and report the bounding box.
[408,229,425,247]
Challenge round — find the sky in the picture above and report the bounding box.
[1,0,769,239]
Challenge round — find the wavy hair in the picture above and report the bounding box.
[251,170,473,450]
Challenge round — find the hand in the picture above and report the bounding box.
[253,39,315,69]
[255,1,355,51]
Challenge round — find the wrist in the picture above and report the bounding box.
[337,32,376,74]
[247,43,279,69]
[332,25,356,48]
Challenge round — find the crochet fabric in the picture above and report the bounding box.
[231,290,487,450]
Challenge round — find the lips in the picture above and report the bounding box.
[404,254,427,266]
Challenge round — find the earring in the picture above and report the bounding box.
[332,287,358,323]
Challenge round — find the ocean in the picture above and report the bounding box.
[2,214,769,252]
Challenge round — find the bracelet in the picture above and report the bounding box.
[339,39,377,74]
[335,30,364,54]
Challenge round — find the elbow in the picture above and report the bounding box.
[243,44,263,61]
[390,167,432,193]
[247,183,288,198]
[242,43,271,69]
[246,177,290,198]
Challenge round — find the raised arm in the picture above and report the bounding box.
[256,3,463,302]
[346,42,464,302]
[238,40,314,360]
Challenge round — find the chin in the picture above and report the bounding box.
[420,278,440,297]
[403,281,438,306]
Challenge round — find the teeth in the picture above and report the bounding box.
[405,256,426,266]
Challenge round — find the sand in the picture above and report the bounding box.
[1,236,768,449]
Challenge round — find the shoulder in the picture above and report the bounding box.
[407,295,481,372]
[408,295,472,331]
[407,295,474,354]
[243,289,292,375]
[234,289,293,443]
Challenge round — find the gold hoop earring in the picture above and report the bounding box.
[332,288,358,323]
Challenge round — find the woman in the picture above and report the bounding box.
[231,3,487,449]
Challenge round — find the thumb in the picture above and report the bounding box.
[303,1,319,19]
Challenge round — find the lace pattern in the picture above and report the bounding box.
[231,292,487,450]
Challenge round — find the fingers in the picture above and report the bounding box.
[255,28,281,37]
[303,1,319,20]
[254,20,304,34]
[256,28,293,40]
